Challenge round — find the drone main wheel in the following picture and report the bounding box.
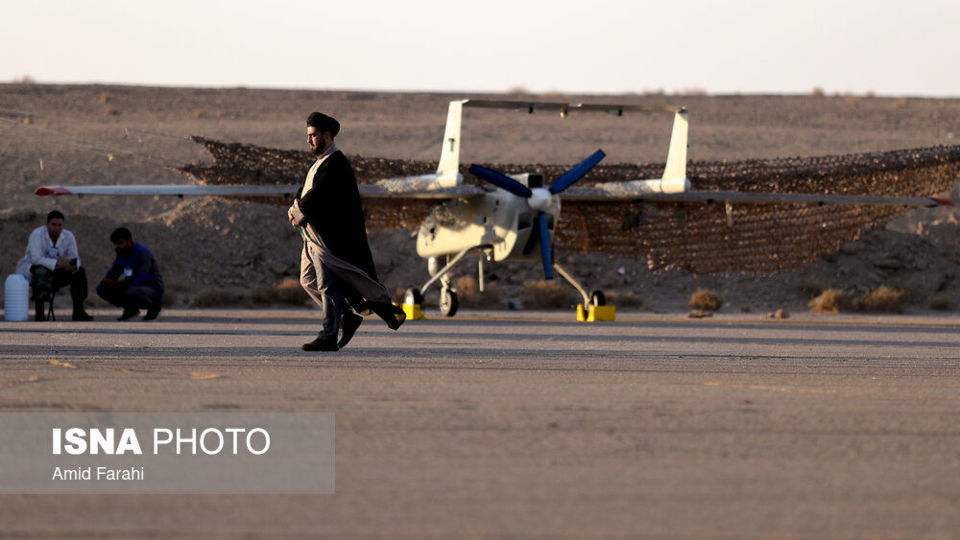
[404,288,424,306]
[439,289,459,317]
[589,290,606,306]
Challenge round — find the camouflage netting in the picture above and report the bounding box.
[178,137,960,274]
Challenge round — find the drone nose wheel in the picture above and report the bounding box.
[404,288,424,306]
[589,290,606,306]
[439,288,459,317]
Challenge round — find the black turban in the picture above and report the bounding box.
[306,112,340,137]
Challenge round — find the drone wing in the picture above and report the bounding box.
[35,184,300,197]
[561,186,953,208]
[35,176,486,200]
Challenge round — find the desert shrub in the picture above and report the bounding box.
[809,289,851,313]
[689,288,724,311]
[799,280,827,299]
[522,280,577,309]
[855,286,906,313]
[928,294,953,311]
[454,275,501,307]
[194,109,207,119]
[681,87,708,96]
[99,92,112,103]
[192,287,246,307]
[251,278,309,306]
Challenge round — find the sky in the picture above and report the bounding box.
[2,0,957,97]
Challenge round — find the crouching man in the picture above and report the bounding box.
[96,227,164,321]
[16,210,93,321]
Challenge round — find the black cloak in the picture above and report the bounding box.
[296,151,380,283]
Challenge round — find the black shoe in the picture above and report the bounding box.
[338,313,363,349]
[72,310,93,322]
[391,308,406,330]
[373,303,406,331]
[143,305,161,321]
[302,336,338,352]
[118,307,140,321]
[35,300,46,322]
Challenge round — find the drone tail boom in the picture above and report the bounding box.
[435,100,465,187]
[661,108,690,192]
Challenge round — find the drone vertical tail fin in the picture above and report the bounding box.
[435,100,466,187]
[662,109,689,191]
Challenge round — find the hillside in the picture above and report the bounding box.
[2,84,960,314]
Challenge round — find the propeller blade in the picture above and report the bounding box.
[469,165,532,198]
[537,211,553,279]
[549,149,606,194]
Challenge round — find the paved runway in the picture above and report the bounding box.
[1,308,959,537]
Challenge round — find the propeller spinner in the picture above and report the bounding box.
[469,150,606,279]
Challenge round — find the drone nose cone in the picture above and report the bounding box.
[529,187,552,211]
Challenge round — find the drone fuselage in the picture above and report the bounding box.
[416,180,560,263]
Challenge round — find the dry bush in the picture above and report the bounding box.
[104,107,119,116]
[606,291,643,309]
[454,275,501,307]
[251,278,309,306]
[928,294,953,311]
[855,286,907,313]
[99,92,112,103]
[522,280,578,309]
[194,109,207,119]
[689,288,724,311]
[192,287,247,307]
[798,280,826,299]
[809,289,851,313]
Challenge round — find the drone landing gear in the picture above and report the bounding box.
[551,263,605,309]
[438,286,458,317]
[409,247,479,318]
[408,249,605,318]
[554,263,615,321]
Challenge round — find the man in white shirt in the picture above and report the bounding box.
[16,210,93,321]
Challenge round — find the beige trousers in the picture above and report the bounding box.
[299,225,392,337]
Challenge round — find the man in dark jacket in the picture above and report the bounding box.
[288,112,404,352]
[96,227,164,321]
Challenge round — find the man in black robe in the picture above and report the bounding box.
[288,112,405,351]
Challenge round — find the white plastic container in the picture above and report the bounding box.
[4,274,29,321]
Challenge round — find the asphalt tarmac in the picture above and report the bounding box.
[1,308,959,538]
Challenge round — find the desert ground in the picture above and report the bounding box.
[2,84,960,314]
[2,309,960,538]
